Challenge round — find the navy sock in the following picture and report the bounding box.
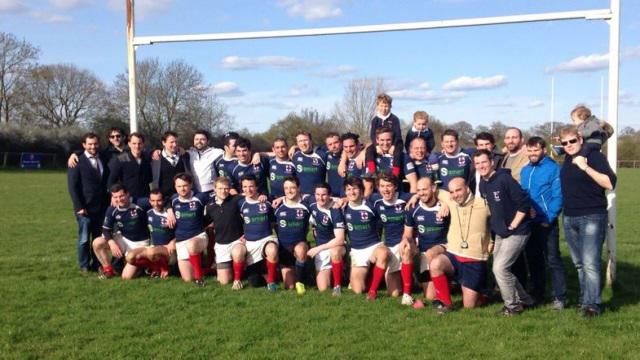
[295,260,306,283]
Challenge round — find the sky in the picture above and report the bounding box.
[1,0,639,133]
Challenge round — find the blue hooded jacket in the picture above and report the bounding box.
[520,155,563,224]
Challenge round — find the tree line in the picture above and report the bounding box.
[1,31,638,163]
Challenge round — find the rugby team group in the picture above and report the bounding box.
[67,94,616,317]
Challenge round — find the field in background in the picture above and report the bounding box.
[1,169,639,359]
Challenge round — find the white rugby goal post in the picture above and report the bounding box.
[125,0,621,285]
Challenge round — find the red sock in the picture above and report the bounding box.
[102,264,114,274]
[368,265,386,296]
[432,274,452,306]
[367,160,376,174]
[133,258,153,269]
[331,261,343,287]
[392,166,401,177]
[401,262,414,295]
[266,260,278,284]
[154,256,169,274]
[233,260,246,281]
[188,253,203,280]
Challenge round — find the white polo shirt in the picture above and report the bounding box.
[187,146,223,193]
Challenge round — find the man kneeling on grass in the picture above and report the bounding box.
[169,173,210,287]
[93,184,150,280]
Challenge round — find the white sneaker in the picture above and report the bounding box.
[401,293,415,306]
[232,280,243,291]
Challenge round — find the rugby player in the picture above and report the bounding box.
[343,176,390,300]
[404,137,437,193]
[229,137,270,196]
[371,173,416,305]
[291,131,327,195]
[364,126,403,197]
[432,129,473,191]
[170,173,210,287]
[324,132,344,198]
[268,137,296,199]
[92,184,150,280]
[214,131,240,179]
[307,183,346,296]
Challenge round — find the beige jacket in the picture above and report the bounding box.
[501,148,529,183]
[442,193,492,261]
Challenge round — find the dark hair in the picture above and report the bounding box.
[344,176,364,191]
[162,131,178,142]
[341,132,360,143]
[235,137,252,150]
[375,125,394,137]
[315,182,332,193]
[272,136,288,146]
[173,172,193,184]
[474,132,496,145]
[505,127,523,138]
[527,136,547,148]
[377,172,398,189]
[108,127,126,138]
[295,130,312,141]
[441,129,459,141]
[150,188,163,197]
[283,175,300,187]
[194,129,210,141]
[223,131,240,147]
[472,149,493,161]
[82,132,100,143]
[325,132,340,140]
[110,183,128,194]
[240,174,257,185]
[129,132,145,143]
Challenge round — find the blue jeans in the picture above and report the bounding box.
[530,221,567,301]
[75,213,101,269]
[563,213,607,312]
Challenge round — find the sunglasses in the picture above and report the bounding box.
[561,138,579,146]
[110,134,122,139]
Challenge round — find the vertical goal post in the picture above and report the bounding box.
[125,0,621,284]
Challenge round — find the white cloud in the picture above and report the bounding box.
[623,46,640,59]
[107,0,172,19]
[528,100,544,108]
[209,82,244,97]
[419,82,430,89]
[278,0,342,21]
[311,64,357,78]
[49,0,90,9]
[546,53,608,73]
[442,75,507,91]
[0,0,27,12]
[288,84,317,97]
[30,10,72,23]
[220,55,315,70]
[486,100,515,108]
[228,99,298,110]
[387,89,466,104]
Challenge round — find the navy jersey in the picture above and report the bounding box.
[214,155,236,178]
[346,157,364,178]
[292,149,327,194]
[326,151,343,197]
[404,154,437,181]
[365,153,395,175]
[344,199,380,249]
[405,202,449,252]
[147,209,175,246]
[309,202,346,246]
[268,157,296,198]
[170,192,209,242]
[371,192,413,247]
[102,204,149,241]
[274,197,311,247]
[230,156,270,195]
[434,150,472,190]
[239,198,275,241]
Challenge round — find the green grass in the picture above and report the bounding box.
[1,169,640,359]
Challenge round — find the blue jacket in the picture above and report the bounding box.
[520,156,562,224]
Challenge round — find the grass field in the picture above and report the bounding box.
[1,169,640,359]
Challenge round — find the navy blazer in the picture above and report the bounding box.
[67,153,109,214]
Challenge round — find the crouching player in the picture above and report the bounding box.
[93,184,150,279]
[204,177,246,289]
[307,183,346,296]
[171,173,210,287]
[371,173,416,305]
[402,177,448,302]
[344,176,390,300]
[134,189,176,278]
[274,176,312,294]
[429,177,492,313]
[235,175,280,292]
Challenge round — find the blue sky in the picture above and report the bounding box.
[1,0,638,133]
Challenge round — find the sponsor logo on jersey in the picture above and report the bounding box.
[440,168,448,177]
[279,220,287,227]
[418,225,425,233]
[380,214,387,222]
[417,215,425,221]
[175,211,181,219]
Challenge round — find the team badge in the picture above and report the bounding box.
[395,204,403,213]
[130,209,138,218]
[321,216,329,225]
[259,203,268,212]
[360,211,369,220]
[312,158,319,165]
[189,201,197,210]
[296,209,305,218]
[493,191,501,202]
[458,157,466,166]
[285,165,293,173]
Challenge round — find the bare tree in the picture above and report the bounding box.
[333,77,385,139]
[22,64,106,127]
[0,32,39,124]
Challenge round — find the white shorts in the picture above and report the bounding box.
[113,234,149,255]
[350,242,384,267]
[419,251,430,273]
[386,243,402,274]
[214,238,243,264]
[175,232,208,261]
[314,248,333,272]
[245,235,278,266]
